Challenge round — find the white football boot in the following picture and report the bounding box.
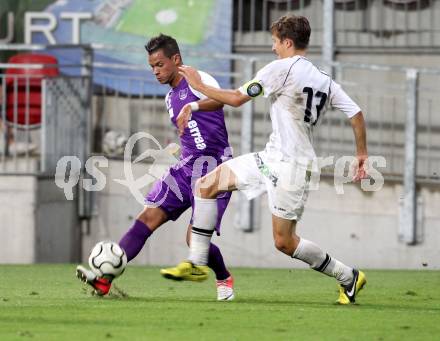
[76,265,112,296]
[216,276,235,301]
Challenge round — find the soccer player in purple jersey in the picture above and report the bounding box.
[76,34,234,301]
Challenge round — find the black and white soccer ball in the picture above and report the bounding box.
[88,241,127,279]
[102,130,127,157]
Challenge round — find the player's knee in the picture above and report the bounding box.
[274,235,292,254]
[274,237,286,252]
[137,207,166,230]
[136,209,154,227]
[195,176,218,199]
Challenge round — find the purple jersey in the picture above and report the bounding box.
[144,71,232,233]
[165,72,231,170]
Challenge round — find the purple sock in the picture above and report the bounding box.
[119,220,153,262]
[208,243,230,281]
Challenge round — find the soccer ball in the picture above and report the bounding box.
[102,130,127,156]
[88,241,127,279]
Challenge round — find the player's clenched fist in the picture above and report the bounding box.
[353,155,368,182]
[176,103,192,136]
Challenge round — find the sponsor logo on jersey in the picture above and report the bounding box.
[187,119,206,150]
[254,152,278,187]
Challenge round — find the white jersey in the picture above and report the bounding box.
[240,56,360,161]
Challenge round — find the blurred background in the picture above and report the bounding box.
[0,0,439,269]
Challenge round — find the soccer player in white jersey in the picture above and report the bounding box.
[161,15,368,304]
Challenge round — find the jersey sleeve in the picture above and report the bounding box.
[329,80,361,118]
[239,59,286,98]
[189,70,220,100]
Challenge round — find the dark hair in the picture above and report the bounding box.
[145,34,181,58]
[270,15,310,50]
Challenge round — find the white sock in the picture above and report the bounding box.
[189,229,213,265]
[292,238,354,286]
[188,197,218,265]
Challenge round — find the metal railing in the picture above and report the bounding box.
[234,0,440,51]
[0,46,92,174]
[41,76,90,173]
[86,53,440,188]
[1,46,439,184]
[0,73,91,174]
[1,44,438,239]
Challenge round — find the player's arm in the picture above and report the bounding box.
[330,81,368,182]
[176,98,223,136]
[179,65,251,107]
[350,111,368,182]
[198,98,224,111]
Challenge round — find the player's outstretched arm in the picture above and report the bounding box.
[179,65,251,107]
[350,111,368,182]
[197,98,224,111]
[176,99,223,136]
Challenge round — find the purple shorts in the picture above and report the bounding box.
[145,165,231,235]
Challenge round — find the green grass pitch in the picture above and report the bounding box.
[0,265,439,340]
[116,0,214,45]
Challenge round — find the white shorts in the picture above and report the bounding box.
[224,151,311,221]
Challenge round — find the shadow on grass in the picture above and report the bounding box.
[104,294,440,313]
